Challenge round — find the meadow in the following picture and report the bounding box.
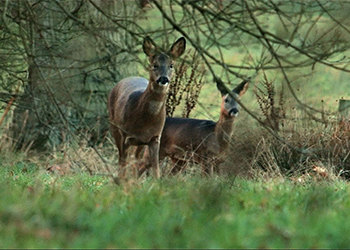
[1,157,350,249]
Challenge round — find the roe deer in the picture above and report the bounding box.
[140,77,249,176]
[108,36,186,178]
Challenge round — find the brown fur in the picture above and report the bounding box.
[140,78,249,176]
[108,36,186,178]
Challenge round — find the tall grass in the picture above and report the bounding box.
[222,73,350,182]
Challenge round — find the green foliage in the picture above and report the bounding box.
[1,164,350,248]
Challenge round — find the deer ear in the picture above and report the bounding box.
[169,37,186,59]
[143,36,157,57]
[214,77,228,96]
[233,80,249,97]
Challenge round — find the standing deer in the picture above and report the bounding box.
[108,36,186,178]
[139,77,249,176]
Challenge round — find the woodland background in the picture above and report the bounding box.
[1,0,350,178]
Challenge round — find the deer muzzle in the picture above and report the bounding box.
[229,107,239,117]
[156,76,170,86]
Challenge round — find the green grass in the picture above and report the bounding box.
[1,162,350,249]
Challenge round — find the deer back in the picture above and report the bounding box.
[159,117,219,163]
[159,78,249,165]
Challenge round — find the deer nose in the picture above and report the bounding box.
[229,108,239,117]
[156,76,169,86]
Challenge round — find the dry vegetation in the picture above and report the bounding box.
[2,70,349,184]
[224,73,350,182]
[166,49,206,118]
[1,0,350,185]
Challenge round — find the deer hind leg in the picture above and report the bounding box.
[212,158,223,175]
[170,159,187,175]
[135,146,150,178]
[202,163,213,177]
[126,146,144,178]
[203,158,220,177]
[201,158,213,177]
[111,126,129,178]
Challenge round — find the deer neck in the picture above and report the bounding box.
[215,113,235,150]
[139,80,168,115]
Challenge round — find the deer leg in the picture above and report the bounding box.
[148,137,160,178]
[170,159,187,175]
[138,161,152,177]
[135,146,149,178]
[204,161,220,177]
[112,127,128,178]
[139,147,169,177]
[135,145,145,160]
[202,163,213,177]
[213,160,220,175]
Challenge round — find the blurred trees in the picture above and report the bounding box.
[1,0,141,150]
[1,0,350,151]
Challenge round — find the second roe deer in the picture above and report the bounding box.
[140,77,249,176]
[108,36,186,178]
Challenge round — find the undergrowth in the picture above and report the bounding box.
[1,72,349,183]
[225,73,350,182]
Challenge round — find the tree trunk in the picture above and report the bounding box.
[11,0,139,151]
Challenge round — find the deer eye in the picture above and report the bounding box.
[153,65,159,70]
[224,98,229,103]
[169,64,174,69]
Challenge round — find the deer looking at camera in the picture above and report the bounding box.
[139,77,249,176]
[108,36,186,178]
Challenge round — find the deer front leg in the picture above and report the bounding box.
[136,146,151,177]
[117,143,129,179]
[148,136,161,179]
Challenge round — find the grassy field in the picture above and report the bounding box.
[1,2,350,249]
[1,158,350,249]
